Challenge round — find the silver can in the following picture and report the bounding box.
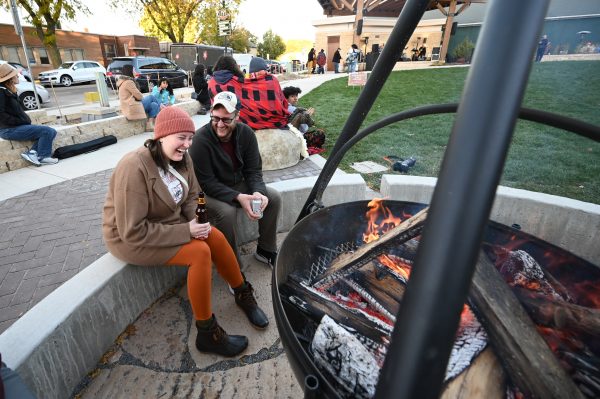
[251,198,263,218]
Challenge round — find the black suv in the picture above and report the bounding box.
[106,56,188,93]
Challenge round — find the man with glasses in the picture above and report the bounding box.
[189,91,281,269]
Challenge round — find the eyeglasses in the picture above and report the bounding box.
[210,114,236,124]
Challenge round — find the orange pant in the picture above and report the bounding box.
[166,227,243,321]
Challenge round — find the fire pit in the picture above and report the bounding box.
[270,0,600,398]
[273,200,600,398]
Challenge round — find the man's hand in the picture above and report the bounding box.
[307,107,315,116]
[237,192,268,220]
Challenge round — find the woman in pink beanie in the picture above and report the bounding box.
[103,106,268,357]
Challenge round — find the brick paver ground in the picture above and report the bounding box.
[0,158,323,334]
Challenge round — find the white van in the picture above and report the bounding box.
[232,53,254,75]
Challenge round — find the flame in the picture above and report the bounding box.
[363,198,404,243]
[377,254,412,280]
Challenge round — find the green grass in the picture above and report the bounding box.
[300,61,600,204]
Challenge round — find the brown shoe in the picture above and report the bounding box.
[234,282,269,329]
[195,315,248,357]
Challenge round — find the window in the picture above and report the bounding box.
[26,48,36,64]
[38,48,50,64]
[104,43,116,59]
[5,47,21,63]
[72,49,84,61]
[62,49,73,62]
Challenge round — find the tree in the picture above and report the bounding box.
[118,0,242,45]
[257,30,286,60]
[133,0,204,43]
[1,0,90,67]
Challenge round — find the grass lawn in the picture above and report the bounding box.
[300,61,600,204]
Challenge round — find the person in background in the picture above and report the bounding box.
[332,48,342,73]
[346,44,360,73]
[0,64,58,166]
[535,34,549,62]
[241,57,290,130]
[103,106,268,357]
[189,91,281,269]
[192,64,210,115]
[316,49,326,74]
[282,86,326,155]
[151,78,176,108]
[205,66,214,82]
[282,86,314,133]
[207,55,245,102]
[117,65,147,125]
[307,48,316,74]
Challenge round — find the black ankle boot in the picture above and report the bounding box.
[234,282,269,329]
[195,315,248,357]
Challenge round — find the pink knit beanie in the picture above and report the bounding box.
[153,107,196,140]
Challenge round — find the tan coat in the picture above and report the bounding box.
[102,147,200,265]
[117,77,146,120]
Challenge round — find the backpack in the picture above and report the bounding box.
[304,128,325,149]
[317,53,326,66]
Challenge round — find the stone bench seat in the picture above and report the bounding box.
[0,101,200,173]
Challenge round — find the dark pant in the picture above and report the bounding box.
[0,124,57,159]
[1,362,37,399]
[206,182,281,266]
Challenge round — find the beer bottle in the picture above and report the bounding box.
[195,191,208,223]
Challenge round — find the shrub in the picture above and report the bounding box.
[452,38,475,62]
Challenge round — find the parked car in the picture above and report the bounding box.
[16,74,50,110]
[105,56,188,93]
[38,60,106,87]
[0,60,33,82]
[232,53,254,75]
[266,60,286,74]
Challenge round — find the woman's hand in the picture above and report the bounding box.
[189,220,211,240]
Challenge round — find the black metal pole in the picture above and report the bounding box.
[297,0,432,222]
[374,0,550,398]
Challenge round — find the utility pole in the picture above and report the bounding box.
[10,0,41,110]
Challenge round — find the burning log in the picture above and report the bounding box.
[512,287,600,338]
[312,207,428,288]
[469,252,585,399]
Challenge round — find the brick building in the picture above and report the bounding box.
[0,23,160,76]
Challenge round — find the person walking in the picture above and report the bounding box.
[535,34,549,62]
[0,64,58,166]
[103,106,268,357]
[189,91,281,269]
[332,48,342,73]
[346,44,360,73]
[307,48,316,74]
[316,49,326,74]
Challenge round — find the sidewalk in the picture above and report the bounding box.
[0,72,342,334]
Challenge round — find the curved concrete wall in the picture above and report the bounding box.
[0,173,367,399]
[381,175,600,264]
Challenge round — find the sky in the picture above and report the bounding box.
[1,0,325,41]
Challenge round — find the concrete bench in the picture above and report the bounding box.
[0,173,367,399]
[0,101,200,173]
